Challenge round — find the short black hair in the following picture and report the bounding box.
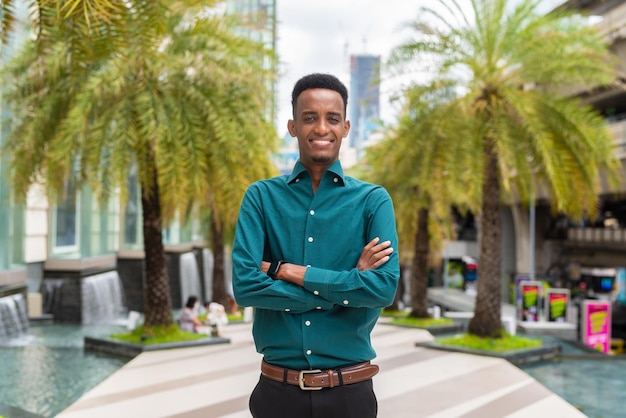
[291,73,348,117]
[185,295,198,309]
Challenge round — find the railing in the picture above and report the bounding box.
[567,227,626,243]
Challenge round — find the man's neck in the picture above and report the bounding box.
[302,160,335,193]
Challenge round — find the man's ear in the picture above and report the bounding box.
[343,120,351,138]
[287,119,296,137]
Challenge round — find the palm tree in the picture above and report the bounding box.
[207,151,277,310]
[388,0,622,337]
[2,3,278,328]
[364,81,473,318]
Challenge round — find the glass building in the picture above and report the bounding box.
[225,0,277,124]
[0,1,29,292]
[349,54,381,155]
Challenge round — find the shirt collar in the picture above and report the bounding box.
[287,160,346,185]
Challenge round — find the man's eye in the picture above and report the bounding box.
[303,116,315,122]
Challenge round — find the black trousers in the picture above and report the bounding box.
[249,374,378,418]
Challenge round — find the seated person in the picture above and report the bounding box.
[204,301,229,336]
[179,295,209,334]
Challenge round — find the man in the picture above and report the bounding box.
[232,73,400,418]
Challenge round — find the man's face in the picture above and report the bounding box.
[287,88,350,169]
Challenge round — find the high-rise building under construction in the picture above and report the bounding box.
[349,54,381,155]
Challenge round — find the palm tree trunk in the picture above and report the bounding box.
[409,207,430,318]
[140,155,173,328]
[387,263,404,311]
[210,215,229,307]
[468,148,502,337]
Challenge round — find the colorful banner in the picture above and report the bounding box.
[546,289,569,322]
[514,275,531,320]
[520,281,542,322]
[581,301,612,353]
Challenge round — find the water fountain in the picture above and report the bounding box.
[118,248,210,310]
[179,251,202,307]
[199,248,233,304]
[0,292,29,340]
[42,270,127,324]
[202,248,214,303]
[81,271,126,324]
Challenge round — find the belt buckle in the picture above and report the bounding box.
[298,369,323,391]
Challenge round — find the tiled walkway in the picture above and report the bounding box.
[56,319,586,418]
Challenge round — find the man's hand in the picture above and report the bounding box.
[357,237,393,271]
[258,237,392,287]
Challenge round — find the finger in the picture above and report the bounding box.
[363,243,390,261]
[373,255,390,268]
[371,247,393,261]
[370,240,391,253]
[363,237,380,251]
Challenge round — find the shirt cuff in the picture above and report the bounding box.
[303,266,332,300]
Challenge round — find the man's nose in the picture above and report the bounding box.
[314,119,329,134]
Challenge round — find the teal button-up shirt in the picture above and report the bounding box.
[232,160,400,370]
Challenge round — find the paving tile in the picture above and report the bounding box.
[57,320,584,418]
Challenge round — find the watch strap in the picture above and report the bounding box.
[268,260,284,279]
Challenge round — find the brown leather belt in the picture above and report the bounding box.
[261,360,379,390]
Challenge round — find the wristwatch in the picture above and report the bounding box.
[268,260,284,279]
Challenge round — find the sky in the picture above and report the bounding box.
[273,0,427,136]
[272,0,567,137]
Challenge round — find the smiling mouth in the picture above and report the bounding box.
[310,138,334,145]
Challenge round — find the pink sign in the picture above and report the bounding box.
[581,301,611,353]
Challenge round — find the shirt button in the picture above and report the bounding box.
[333,177,339,183]
[305,320,311,326]
[316,306,322,310]
[306,350,312,355]
[295,178,300,183]
[285,308,291,312]
[309,209,315,215]
[308,237,314,242]
[313,290,319,296]
[343,300,349,305]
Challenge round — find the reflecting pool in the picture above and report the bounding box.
[521,357,625,418]
[518,338,625,418]
[0,323,130,418]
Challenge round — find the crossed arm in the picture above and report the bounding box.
[260,237,393,287]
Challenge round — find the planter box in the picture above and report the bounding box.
[84,335,230,358]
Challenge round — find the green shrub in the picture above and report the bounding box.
[110,324,206,345]
[437,333,542,353]
[390,316,454,327]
